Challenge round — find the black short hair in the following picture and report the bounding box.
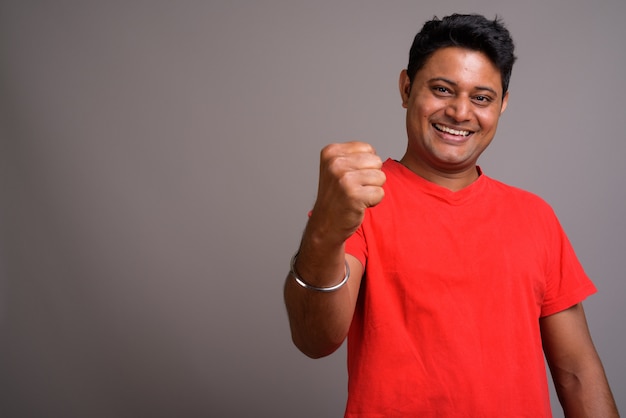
[407,14,516,94]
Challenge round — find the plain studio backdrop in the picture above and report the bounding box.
[0,1,624,417]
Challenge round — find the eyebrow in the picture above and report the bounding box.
[428,77,499,97]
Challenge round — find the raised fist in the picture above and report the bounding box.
[309,141,386,246]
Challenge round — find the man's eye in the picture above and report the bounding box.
[433,86,450,94]
[474,95,491,102]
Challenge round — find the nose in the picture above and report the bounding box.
[445,96,471,122]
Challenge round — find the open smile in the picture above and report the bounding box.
[433,123,473,137]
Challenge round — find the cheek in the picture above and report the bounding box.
[408,101,439,125]
[406,112,431,134]
[478,115,498,132]
[477,111,501,131]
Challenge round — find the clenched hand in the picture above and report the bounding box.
[309,142,386,247]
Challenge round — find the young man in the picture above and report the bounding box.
[284,14,618,417]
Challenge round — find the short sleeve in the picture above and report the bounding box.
[345,221,368,268]
[540,215,597,317]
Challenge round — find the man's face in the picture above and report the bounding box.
[399,47,508,182]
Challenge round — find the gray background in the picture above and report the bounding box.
[1,1,624,417]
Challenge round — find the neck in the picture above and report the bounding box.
[398,156,480,192]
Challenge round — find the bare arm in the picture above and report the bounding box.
[283,142,385,358]
[541,303,619,417]
[284,252,363,358]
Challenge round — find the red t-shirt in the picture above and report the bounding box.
[344,159,596,417]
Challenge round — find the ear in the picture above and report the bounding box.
[399,69,411,108]
[500,91,509,115]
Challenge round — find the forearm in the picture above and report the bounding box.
[284,269,355,358]
[283,222,361,358]
[541,304,620,418]
[552,360,619,418]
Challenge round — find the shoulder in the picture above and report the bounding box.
[381,158,401,176]
[484,175,554,211]
[480,175,565,234]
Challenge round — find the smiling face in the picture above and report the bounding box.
[399,47,509,190]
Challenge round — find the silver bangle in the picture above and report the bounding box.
[290,252,350,292]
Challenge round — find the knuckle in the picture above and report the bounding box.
[321,143,342,160]
[337,170,356,191]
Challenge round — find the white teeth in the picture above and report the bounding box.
[435,124,470,137]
